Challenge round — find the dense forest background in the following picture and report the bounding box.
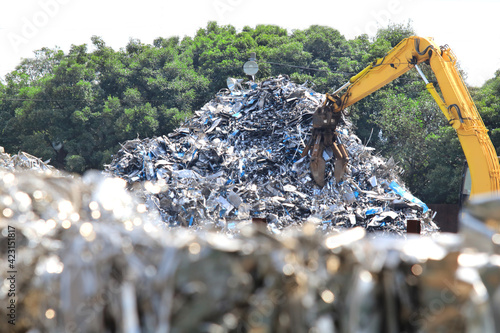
[2,22,500,204]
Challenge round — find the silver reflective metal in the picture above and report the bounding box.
[106,75,436,235]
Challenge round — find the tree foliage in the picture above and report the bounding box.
[1,21,499,204]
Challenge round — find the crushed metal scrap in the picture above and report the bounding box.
[0,169,498,332]
[106,75,437,234]
[0,146,57,172]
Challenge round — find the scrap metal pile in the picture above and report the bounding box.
[107,75,436,234]
[0,168,499,333]
[1,76,463,333]
[0,146,57,172]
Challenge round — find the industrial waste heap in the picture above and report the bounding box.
[107,75,436,235]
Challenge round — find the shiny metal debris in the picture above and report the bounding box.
[0,146,57,172]
[0,169,499,332]
[106,75,436,235]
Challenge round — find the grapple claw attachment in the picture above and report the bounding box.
[309,134,326,187]
[303,95,348,187]
[311,155,326,187]
[334,158,347,183]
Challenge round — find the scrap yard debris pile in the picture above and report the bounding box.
[0,76,499,332]
[107,75,436,234]
[0,146,57,172]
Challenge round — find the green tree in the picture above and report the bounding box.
[375,21,415,48]
[370,89,462,202]
[1,20,495,206]
[475,70,500,154]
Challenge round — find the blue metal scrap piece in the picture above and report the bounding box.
[389,180,429,213]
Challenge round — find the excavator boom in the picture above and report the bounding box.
[305,36,500,197]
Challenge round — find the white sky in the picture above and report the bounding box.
[1,0,499,87]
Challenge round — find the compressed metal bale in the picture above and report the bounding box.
[0,169,499,332]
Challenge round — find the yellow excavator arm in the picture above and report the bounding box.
[304,36,500,197]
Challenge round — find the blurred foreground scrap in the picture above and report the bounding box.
[1,169,500,332]
[106,75,436,235]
